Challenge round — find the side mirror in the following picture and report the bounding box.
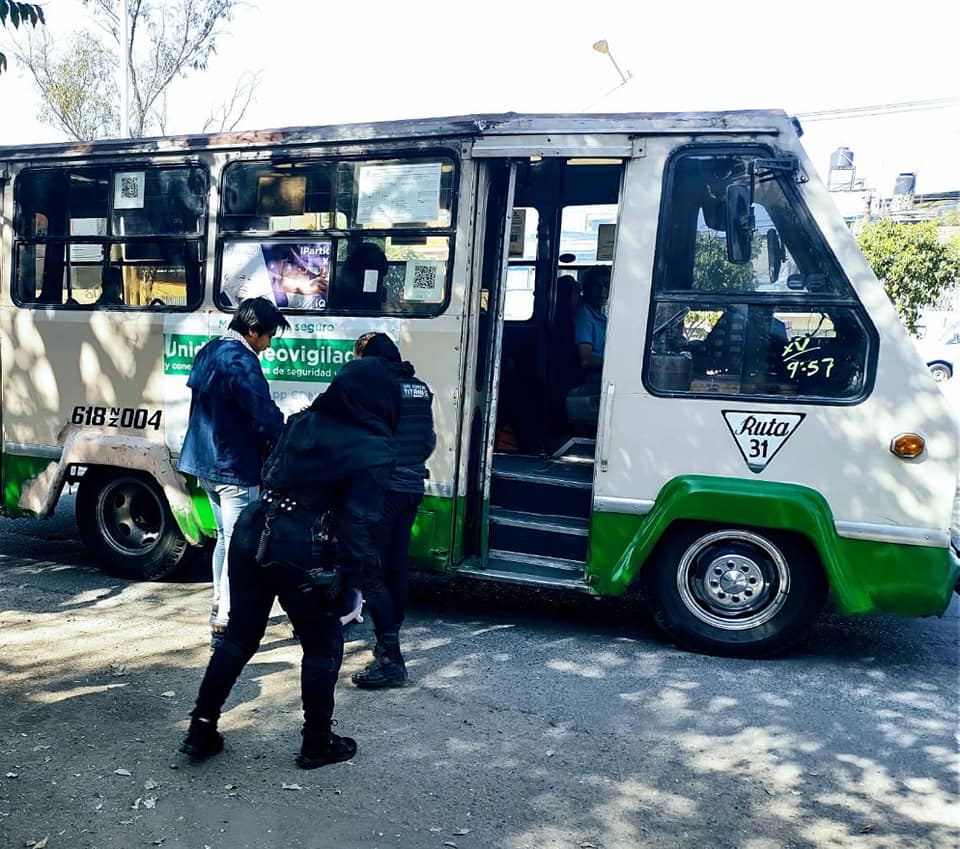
[766,228,784,283]
[725,183,754,264]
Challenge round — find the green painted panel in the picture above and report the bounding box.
[834,536,958,616]
[180,481,452,567]
[182,475,217,538]
[408,494,454,571]
[585,475,958,618]
[2,453,54,517]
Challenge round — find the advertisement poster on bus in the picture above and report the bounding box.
[161,314,400,451]
[220,239,331,310]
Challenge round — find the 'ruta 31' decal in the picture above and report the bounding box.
[722,411,805,473]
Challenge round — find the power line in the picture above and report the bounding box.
[796,97,960,122]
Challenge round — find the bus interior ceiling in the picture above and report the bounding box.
[494,157,623,461]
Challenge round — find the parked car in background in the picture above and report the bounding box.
[916,322,960,382]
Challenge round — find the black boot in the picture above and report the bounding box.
[178,717,224,760]
[296,722,357,769]
[356,637,386,673]
[351,632,407,689]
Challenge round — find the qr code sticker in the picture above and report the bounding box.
[120,176,140,199]
[404,260,444,303]
[413,265,436,290]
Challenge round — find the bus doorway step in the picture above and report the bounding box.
[458,551,592,593]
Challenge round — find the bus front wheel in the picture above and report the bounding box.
[642,523,827,658]
[76,469,191,581]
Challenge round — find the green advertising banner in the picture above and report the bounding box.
[164,334,356,382]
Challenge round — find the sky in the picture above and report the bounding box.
[1,0,958,196]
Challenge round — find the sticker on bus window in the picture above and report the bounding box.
[509,209,527,257]
[596,223,616,261]
[722,410,805,473]
[221,239,330,310]
[403,261,445,303]
[356,163,441,224]
[114,171,146,209]
[69,218,106,262]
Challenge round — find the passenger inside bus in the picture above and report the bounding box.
[487,158,622,458]
[95,267,125,306]
[573,266,610,378]
[330,242,387,311]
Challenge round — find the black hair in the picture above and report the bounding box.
[343,242,388,277]
[229,296,291,336]
[581,266,610,293]
[355,331,401,362]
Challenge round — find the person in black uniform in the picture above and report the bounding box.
[178,356,398,768]
[350,333,435,689]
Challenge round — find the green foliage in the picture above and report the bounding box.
[36,35,119,140]
[693,231,757,291]
[0,1,45,72]
[857,219,960,334]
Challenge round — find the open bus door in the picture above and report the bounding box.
[461,154,627,590]
[0,163,7,511]
[461,159,517,567]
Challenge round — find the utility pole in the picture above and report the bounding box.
[119,0,129,137]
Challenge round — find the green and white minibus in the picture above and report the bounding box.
[1,111,957,657]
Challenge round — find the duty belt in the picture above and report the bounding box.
[255,490,338,596]
[261,489,299,513]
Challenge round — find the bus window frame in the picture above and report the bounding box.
[11,161,210,312]
[642,142,879,406]
[214,149,460,318]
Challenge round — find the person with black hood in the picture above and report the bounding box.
[351,332,435,690]
[178,355,398,769]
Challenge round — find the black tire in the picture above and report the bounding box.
[641,522,827,658]
[76,468,191,581]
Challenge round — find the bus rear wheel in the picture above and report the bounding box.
[642,522,827,658]
[76,469,191,581]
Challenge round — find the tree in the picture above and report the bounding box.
[857,219,960,334]
[693,231,757,291]
[14,0,255,140]
[0,1,45,73]
[25,32,119,140]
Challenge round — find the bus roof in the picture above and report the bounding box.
[0,110,796,162]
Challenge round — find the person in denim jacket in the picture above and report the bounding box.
[178,297,289,644]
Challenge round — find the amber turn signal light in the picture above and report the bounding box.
[890,433,925,459]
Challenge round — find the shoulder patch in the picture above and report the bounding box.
[401,382,430,400]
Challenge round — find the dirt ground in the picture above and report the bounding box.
[2,516,958,849]
[0,546,648,849]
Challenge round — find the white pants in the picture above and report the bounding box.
[200,480,259,627]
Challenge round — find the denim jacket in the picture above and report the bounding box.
[178,335,284,487]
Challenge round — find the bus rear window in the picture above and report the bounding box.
[13,165,208,310]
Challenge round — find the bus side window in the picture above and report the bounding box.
[12,165,207,310]
[645,147,874,401]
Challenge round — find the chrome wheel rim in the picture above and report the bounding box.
[676,529,790,631]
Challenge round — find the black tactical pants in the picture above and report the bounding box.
[192,500,344,732]
[361,489,422,635]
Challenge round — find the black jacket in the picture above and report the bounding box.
[261,357,399,585]
[387,360,435,494]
